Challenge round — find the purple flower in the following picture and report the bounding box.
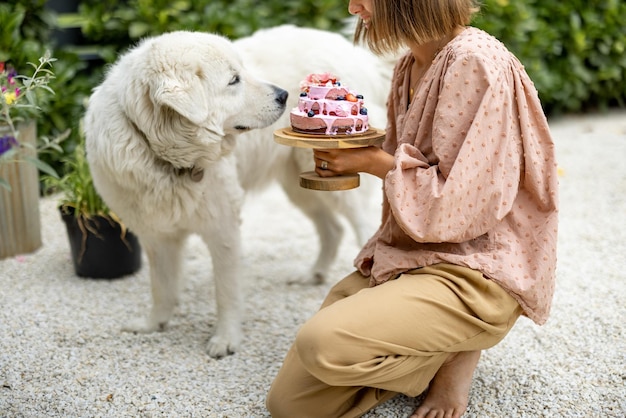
[7,67,17,83]
[0,134,18,156]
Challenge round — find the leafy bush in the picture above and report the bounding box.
[0,1,90,176]
[80,0,350,47]
[0,2,50,66]
[473,0,626,114]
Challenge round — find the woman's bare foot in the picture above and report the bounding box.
[410,350,481,418]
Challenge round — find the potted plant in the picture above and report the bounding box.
[43,136,142,279]
[0,53,67,259]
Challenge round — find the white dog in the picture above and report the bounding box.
[85,25,392,357]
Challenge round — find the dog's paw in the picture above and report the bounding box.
[206,333,241,358]
[287,270,326,286]
[121,318,166,334]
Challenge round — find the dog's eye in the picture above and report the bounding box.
[228,75,240,86]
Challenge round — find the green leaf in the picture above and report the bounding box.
[23,155,59,178]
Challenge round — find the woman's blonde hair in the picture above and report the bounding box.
[354,0,480,55]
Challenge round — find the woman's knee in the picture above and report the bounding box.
[266,383,297,418]
[265,345,326,418]
[295,316,348,383]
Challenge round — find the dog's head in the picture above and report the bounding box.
[122,31,288,168]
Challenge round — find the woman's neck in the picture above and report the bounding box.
[408,26,465,66]
[406,27,466,105]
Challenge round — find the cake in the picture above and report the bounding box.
[289,72,369,135]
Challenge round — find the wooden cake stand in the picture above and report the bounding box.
[274,127,386,191]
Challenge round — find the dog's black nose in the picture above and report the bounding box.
[274,86,288,106]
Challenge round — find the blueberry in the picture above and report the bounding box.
[337,96,345,100]
[360,107,368,115]
[307,110,315,117]
[300,92,307,97]
[356,94,364,99]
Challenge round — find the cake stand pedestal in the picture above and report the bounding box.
[273,127,385,191]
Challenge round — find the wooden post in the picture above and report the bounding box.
[0,121,42,259]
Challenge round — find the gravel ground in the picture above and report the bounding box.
[1,110,625,417]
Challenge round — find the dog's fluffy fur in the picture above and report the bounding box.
[85,25,393,357]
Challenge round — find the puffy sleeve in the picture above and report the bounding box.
[385,52,525,243]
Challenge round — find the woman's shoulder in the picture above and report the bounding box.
[444,27,522,72]
[451,27,513,57]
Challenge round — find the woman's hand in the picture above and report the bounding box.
[313,146,394,179]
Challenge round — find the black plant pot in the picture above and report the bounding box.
[60,207,142,279]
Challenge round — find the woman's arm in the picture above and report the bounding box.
[386,55,523,244]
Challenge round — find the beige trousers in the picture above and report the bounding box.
[266,263,523,418]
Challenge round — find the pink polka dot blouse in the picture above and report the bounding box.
[355,27,559,325]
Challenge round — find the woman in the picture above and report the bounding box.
[267,0,558,417]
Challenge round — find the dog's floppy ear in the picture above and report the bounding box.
[151,73,209,125]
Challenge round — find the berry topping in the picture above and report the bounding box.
[300,92,307,97]
[307,110,315,117]
[360,107,368,115]
[356,94,364,99]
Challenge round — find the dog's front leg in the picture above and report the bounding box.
[202,224,243,358]
[122,235,185,333]
[281,176,344,284]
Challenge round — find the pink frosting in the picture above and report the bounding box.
[290,73,369,135]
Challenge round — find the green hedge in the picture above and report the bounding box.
[473,0,626,114]
[2,0,625,178]
[1,1,93,174]
[79,0,350,44]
